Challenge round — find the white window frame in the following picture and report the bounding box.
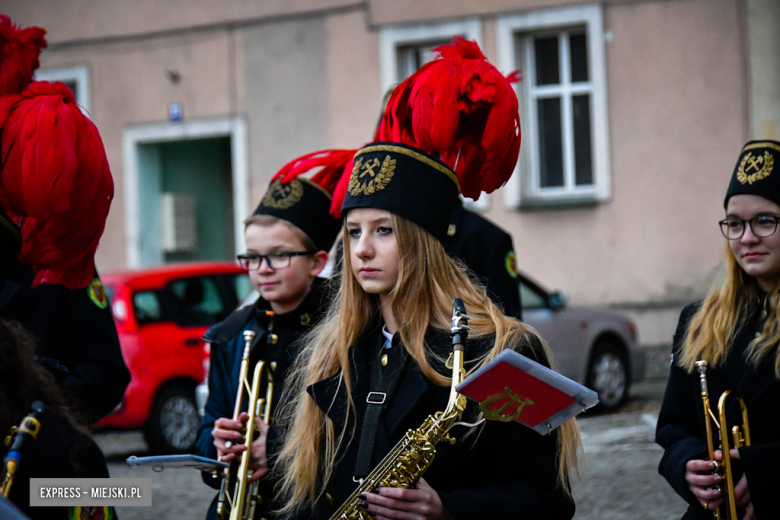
[122,117,249,268]
[497,5,611,207]
[35,65,91,114]
[379,19,490,209]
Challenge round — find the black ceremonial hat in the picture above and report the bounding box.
[254,178,342,252]
[725,140,780,208]
[340,142,461,240]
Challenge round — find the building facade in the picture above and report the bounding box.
[3,0,777,350]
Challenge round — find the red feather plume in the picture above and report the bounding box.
[0,14,47,96]
[0,81,114,289]
[268,148,357,218]
[375,36,521,200]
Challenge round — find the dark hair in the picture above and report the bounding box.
[0,319,96,475]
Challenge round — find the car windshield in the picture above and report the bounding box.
[166,277,229,327]
[133,291,164,324]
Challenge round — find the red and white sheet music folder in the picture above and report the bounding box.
[456,348,599,435]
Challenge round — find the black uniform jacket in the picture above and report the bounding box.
[4,407,111,520]
[196,278,330,519]
[297,323,574,520]
[0,219,130,423]
[657,302,780,519]
[442,201,522,319]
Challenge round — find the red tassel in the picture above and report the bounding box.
[0,14,47,96]
[376,36,521,200]
[0,81,113,289]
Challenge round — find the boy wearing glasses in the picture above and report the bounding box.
[195,150,350,520]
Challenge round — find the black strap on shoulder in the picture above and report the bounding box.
[353,338,405,480]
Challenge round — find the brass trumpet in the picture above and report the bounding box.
[696,360,751,520]
[217,322,277,520]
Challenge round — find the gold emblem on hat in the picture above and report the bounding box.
[348,155,396,196]
[737,151,774,185]
[262,179,304,209]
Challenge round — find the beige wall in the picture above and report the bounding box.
[0,0,757,314]
[326,10,382,148]
[368,0,646,25]
[0,0,361,43]
[484,0,746,305]
[243,17,330,204]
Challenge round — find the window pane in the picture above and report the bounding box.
[573,95,593,185]
[519,282,546,310]
[133,291,163,324]
[534,37,560,85]
[569,33,589,82]
[167,277,227,326]
[537,97,564,187]
[396,40,450,81]
[396,46,422,81]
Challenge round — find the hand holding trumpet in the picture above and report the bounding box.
[212,412,270,482]
[685,449,754,519]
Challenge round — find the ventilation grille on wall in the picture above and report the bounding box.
[161,192,197,253]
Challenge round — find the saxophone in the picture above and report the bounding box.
[329,299,471,520]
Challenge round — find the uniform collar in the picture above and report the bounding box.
[254,277,330,330]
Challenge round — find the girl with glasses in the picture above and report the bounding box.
[657,140,780,519]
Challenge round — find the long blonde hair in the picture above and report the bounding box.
[678,242,780,376]
[274,214,582,515]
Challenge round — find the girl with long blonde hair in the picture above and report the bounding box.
[254,37,583,520]
[266,136,582,520]
[657,140,780,520]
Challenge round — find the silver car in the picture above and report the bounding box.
[519,272,643,412]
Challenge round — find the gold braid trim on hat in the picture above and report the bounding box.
[741,142,780,154]
[355,145,461,191]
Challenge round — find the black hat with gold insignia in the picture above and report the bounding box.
[725,140,780,208]
[254,149,355,251]
[338,142,460,239]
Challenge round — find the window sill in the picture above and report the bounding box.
[518,192,607,209]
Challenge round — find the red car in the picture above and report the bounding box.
[97,262,252,453]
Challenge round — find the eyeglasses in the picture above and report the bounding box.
[236,251,315,270]
[719,216,780,240]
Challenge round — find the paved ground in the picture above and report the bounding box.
[97,380,689,520]
[572,381,686,519]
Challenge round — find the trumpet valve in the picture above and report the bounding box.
[732,425,744,448]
